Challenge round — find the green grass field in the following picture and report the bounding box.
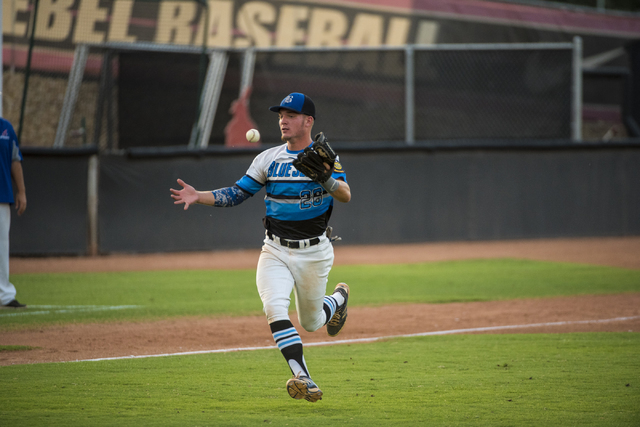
[3,258,639,328]
[1,258,639,425]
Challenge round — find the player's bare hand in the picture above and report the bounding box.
[14,192,26,216]
[170,179,198,210]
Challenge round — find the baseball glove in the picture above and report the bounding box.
[312,132,337,169]
[292,132,336,183]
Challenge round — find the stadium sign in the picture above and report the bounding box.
[3,0,639,54]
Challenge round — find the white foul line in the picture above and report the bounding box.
[0,305,141,317]
[74,315,640,363]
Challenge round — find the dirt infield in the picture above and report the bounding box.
[10,236,640,273]
[2,237,640,366]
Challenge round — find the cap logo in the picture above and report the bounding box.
[269,92,315,118]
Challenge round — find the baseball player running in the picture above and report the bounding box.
[170,92,351,403]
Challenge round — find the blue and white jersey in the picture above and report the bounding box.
[235,143,347,240]
[0,118,23,204]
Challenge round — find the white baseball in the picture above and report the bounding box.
[246,129,260,143]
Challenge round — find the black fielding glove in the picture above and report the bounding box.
[292,132,336,183]
[292,147,332,183]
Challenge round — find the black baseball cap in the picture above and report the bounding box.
[269,93,316,119]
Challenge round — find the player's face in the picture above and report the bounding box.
[278,110,309,142]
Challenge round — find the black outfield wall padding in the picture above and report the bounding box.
[11,155,92,255]
[98,154,267,253]
[11,143,640,256]
[335,147,640,244]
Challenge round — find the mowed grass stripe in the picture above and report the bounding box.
[0,333,638,426]
[5,258,640,328]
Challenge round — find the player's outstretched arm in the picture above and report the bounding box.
[171,179,251,210]
[170,178,215,210]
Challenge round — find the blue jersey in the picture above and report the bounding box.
[0,118,23,204]
[235,143,347,240]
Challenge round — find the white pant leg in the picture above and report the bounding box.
[0,204,16,305]
[256,241,295,324]
[256,237,334,332]
[290,239,334,332]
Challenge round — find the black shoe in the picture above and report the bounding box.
[327,283,349,337]
[2,299,26,308]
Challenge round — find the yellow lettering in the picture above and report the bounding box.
[74,0,108,43]
[195,0,233,47]
[235,2,275,48]
[35,0,74,41]
[342,13,384,73]
[3,0,30,37]
[275,5,309,48]
[414,21,440,79]
[108,0,136,43]
[415,20,439,45]
[386,17,411,46]
[347,13,383,46]
[381,17,411,77]
[156,1,197,45]
[307,8,347,47]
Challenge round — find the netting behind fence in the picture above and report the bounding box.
[248,50,406,144]
[2,49,79,147]
[5,37,576,148]
[2,0,209,148]
[57,44,578,148]
[117,49,207,149]
[413,48,573,140]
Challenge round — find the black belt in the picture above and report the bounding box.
[267,231,321,249]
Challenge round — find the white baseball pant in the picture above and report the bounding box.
[0,204,17,305]
[256,235,334,332]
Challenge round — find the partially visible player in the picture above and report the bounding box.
[0,117,27,308]
[171,92,351,402]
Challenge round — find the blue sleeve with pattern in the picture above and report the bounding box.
[211,185,252,207]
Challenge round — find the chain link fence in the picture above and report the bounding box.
[55,43,210,151]
[51,42,578,150]
[3,0,580,149]
[413,46,574,140]
[248,49,407,144]
[2,0,209,148]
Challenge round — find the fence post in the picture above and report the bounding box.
[87,154,99,256]
[189,0,210,150]
[18,0,40,141]
[572,36,583,142]
[405,45,415,145]
[54,44,89,147]
[240,48,256,98]
[188,50,229,149]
